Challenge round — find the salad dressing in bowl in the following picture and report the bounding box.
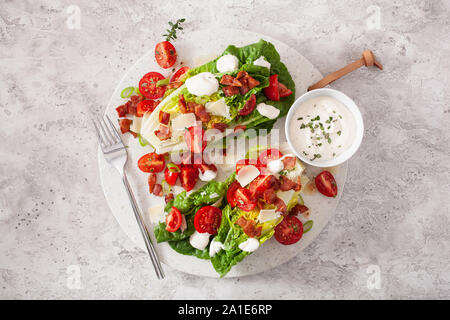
[285,88,364,167]
[289,96,357,161]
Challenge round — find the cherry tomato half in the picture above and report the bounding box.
[274,216,303,245]
[136,99,159,117]
[180,165,199,191]
[315,170,338,197]
[238,94,256,116]
[184,126,207,154]
[248,175,273,197]
[164,163,180,186]
[235,187,256,212]
[264,74,280,101]
[171,66,190,82]
[227,181,241,208]
[258,148,283,165]
[155,41,177,69]
[137,152,165,173]
[166,207,182,232]
[139,72,166,99]
[194,206,222,234]
[278,82,293,98]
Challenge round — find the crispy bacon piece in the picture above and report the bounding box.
[165,193,174,204]
[126,95,145,115]
[236,71,248,80]
[256,200,265,210]
[245,75,260,90]
[279,175,299,191]
[154,124,171,141]
[235,216,262,238]
[222,85,240,97]
[282,156,297,170]
[153,183,163,196]
[263,188,277,204]
[220,74,242,87]
[148,173,157,194]
[159,111,170,125]
[119,119,132,134]
[194,104,211,123]
[179,94,189,113]
[212,122,228,132]
[234,71,260,95]
[288,204,309,217]
[274,197,287,214]
[166,81,183,89]
[116,105,127,117]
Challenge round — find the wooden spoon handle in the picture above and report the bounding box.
[308,59,364,91]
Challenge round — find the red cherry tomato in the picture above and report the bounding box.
[180,166,199,191]
[238,94,256,116]
[278,82,293,98]
[155,41,177,69]
[315,171,338,197]
[258,148,283,165]
[274,216,303,245]
[248,175,273,197]
[184,126,207,154]
[171,66,190,82]
[136,99,159,117]
[137,153,165,173]
[226,181,241,208]
[164,164,180,186]
[194,206,222,234]
[234,188,256,212]
[264,74,280,101]
[139,72,166,99]
[165,207,182,232]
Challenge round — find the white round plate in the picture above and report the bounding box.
[99,28,348,278]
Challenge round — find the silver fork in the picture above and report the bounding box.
[93,115,165,279]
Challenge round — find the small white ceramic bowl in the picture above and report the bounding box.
[285,88,364,167]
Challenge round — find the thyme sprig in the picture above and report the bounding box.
[163,18,186,42]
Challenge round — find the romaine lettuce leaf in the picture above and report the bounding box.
[168,238,210,260]
[188,39,295,132]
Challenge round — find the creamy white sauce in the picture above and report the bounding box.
[189,231,211,250]
[253,56,271,69]
[289,96,357,162]
[238,238,260,252]
[267,159,284,174]
[185,72,219,96]
[256,103,280,119]
[209,240,225,257]
[199,169,217,182]
[266,154,295,174]
[216,54,239,73]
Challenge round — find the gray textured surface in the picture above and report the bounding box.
[1,0,449,299]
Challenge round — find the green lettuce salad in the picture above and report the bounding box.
[140,39,296,153]
[152,40,304,277]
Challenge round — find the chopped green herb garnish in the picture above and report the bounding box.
[337,130,342,136]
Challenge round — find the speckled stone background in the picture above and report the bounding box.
[1,0,449,299]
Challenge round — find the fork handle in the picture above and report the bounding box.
[122,173,165,279]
